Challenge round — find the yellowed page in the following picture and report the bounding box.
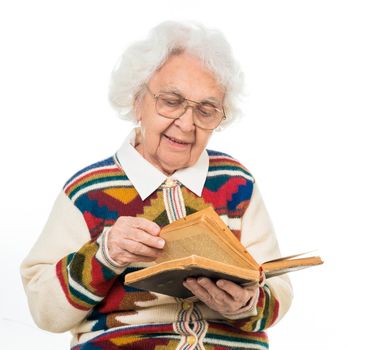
[158,221,250,268]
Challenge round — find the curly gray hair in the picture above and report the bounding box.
[109,21,244,128]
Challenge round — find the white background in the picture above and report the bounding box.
[1,1,373,349]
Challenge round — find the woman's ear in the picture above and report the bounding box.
[133,91,144,123]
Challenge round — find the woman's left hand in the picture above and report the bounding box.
[183,277,258,314]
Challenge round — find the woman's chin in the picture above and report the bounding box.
[158,156,191,174]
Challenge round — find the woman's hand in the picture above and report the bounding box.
[107,216,164,265]
[183,277,258,314]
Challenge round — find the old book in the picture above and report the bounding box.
[124,207,323,298]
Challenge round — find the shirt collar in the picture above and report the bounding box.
[116,128,209,200]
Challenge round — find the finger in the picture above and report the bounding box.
[121,227,165,249]
[107,240,160,265]
[112,248,158,264]
[216,279,248,301]
[197,278,232,305]
[120,238,164,258]
[183,278,212,301]
[216,280,255,305]
[125,216,160,236]
[113,217,164,248]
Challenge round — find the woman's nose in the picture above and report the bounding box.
[174,105,195,132]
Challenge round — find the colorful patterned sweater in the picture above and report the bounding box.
[21,149,292,350]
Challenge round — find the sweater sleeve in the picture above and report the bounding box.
[223,182,293,330]
[20,191,127,333]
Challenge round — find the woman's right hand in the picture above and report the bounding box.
[106,216,164,265]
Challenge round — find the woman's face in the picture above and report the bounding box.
[134,52,225,175]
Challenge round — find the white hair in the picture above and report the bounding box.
[108,21,244,128]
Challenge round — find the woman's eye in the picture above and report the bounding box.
[198,105,215,117]
[164,99,181,107]
[199,109,210,116]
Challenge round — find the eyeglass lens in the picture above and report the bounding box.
[156,93,223,130]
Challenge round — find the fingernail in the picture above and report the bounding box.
[157,239,165,248]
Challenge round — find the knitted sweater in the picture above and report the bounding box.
[21,145,292,350]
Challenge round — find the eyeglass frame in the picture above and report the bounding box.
[144,85,226,130]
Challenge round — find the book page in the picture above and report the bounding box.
[203,216,258,268]
[159,207,259,269]
[158,223,251,268]
[262,256,323,277]
[264,265,312,278]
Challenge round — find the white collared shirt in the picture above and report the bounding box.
[115,128,209,200]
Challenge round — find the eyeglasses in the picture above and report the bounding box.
[145,85,226,130]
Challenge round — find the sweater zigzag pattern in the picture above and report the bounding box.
[56,150,279,350]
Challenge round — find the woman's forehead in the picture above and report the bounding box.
[149,53,225,100]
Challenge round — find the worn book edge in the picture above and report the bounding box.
[125,255,261,285]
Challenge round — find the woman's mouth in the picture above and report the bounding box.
[163,134,191,146]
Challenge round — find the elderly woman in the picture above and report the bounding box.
[21,21,292,350]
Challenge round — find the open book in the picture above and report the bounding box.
[124,207,323,298]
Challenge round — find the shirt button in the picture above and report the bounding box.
[182,301,192,310]
[187,335,195,345]
[164,177,177,187]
